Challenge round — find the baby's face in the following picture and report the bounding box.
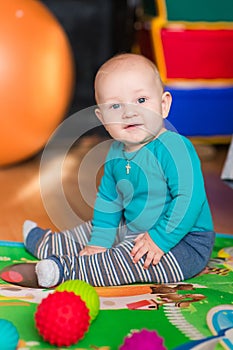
[95,60,171,151]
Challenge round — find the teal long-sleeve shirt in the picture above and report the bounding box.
[89,131,214,252]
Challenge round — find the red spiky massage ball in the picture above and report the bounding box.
[35,291,90,347]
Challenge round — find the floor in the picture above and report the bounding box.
[0,135,232,242]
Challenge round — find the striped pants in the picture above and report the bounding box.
[25,221,215,287]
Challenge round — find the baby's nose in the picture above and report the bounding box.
[122,104,138,118]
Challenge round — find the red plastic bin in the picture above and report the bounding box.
[160,28,233,79]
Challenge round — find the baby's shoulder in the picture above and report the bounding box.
[108,140,123,154]
[105,140,123,162]
[152,131,196,162]
[157,131,194,151]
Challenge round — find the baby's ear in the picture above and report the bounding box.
[95,108,104,123]
[161,91,172,118]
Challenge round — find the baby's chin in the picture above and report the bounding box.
[120,134,157,151]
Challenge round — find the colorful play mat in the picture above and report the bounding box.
[0,234,232,349]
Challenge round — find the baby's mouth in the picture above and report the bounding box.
[124,123,143,130]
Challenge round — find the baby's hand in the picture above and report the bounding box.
[79,245,107,256]
[130,232,164,269]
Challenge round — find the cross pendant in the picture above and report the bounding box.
[126,161,131,174]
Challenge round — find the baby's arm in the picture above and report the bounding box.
[149,135,213,253]
[131,232,164,269]
[87,143,123,249]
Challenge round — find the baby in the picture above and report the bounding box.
[23,53,215,288]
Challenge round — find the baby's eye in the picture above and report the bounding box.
[111,103,121,110]
[137,97,146,104]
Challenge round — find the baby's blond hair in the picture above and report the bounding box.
[94,53,164,103]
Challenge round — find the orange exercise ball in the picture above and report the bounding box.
[0,0,75,166]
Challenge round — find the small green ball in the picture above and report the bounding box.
[56,280,100,322]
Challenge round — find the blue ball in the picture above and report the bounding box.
[0,319,19,350]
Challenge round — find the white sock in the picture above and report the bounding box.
[23,220,37,242]
[36,259,60,288]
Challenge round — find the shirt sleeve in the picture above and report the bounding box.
[148,135,209,253]
[88,145,123,248]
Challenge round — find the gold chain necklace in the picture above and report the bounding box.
[122,148,141,175]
